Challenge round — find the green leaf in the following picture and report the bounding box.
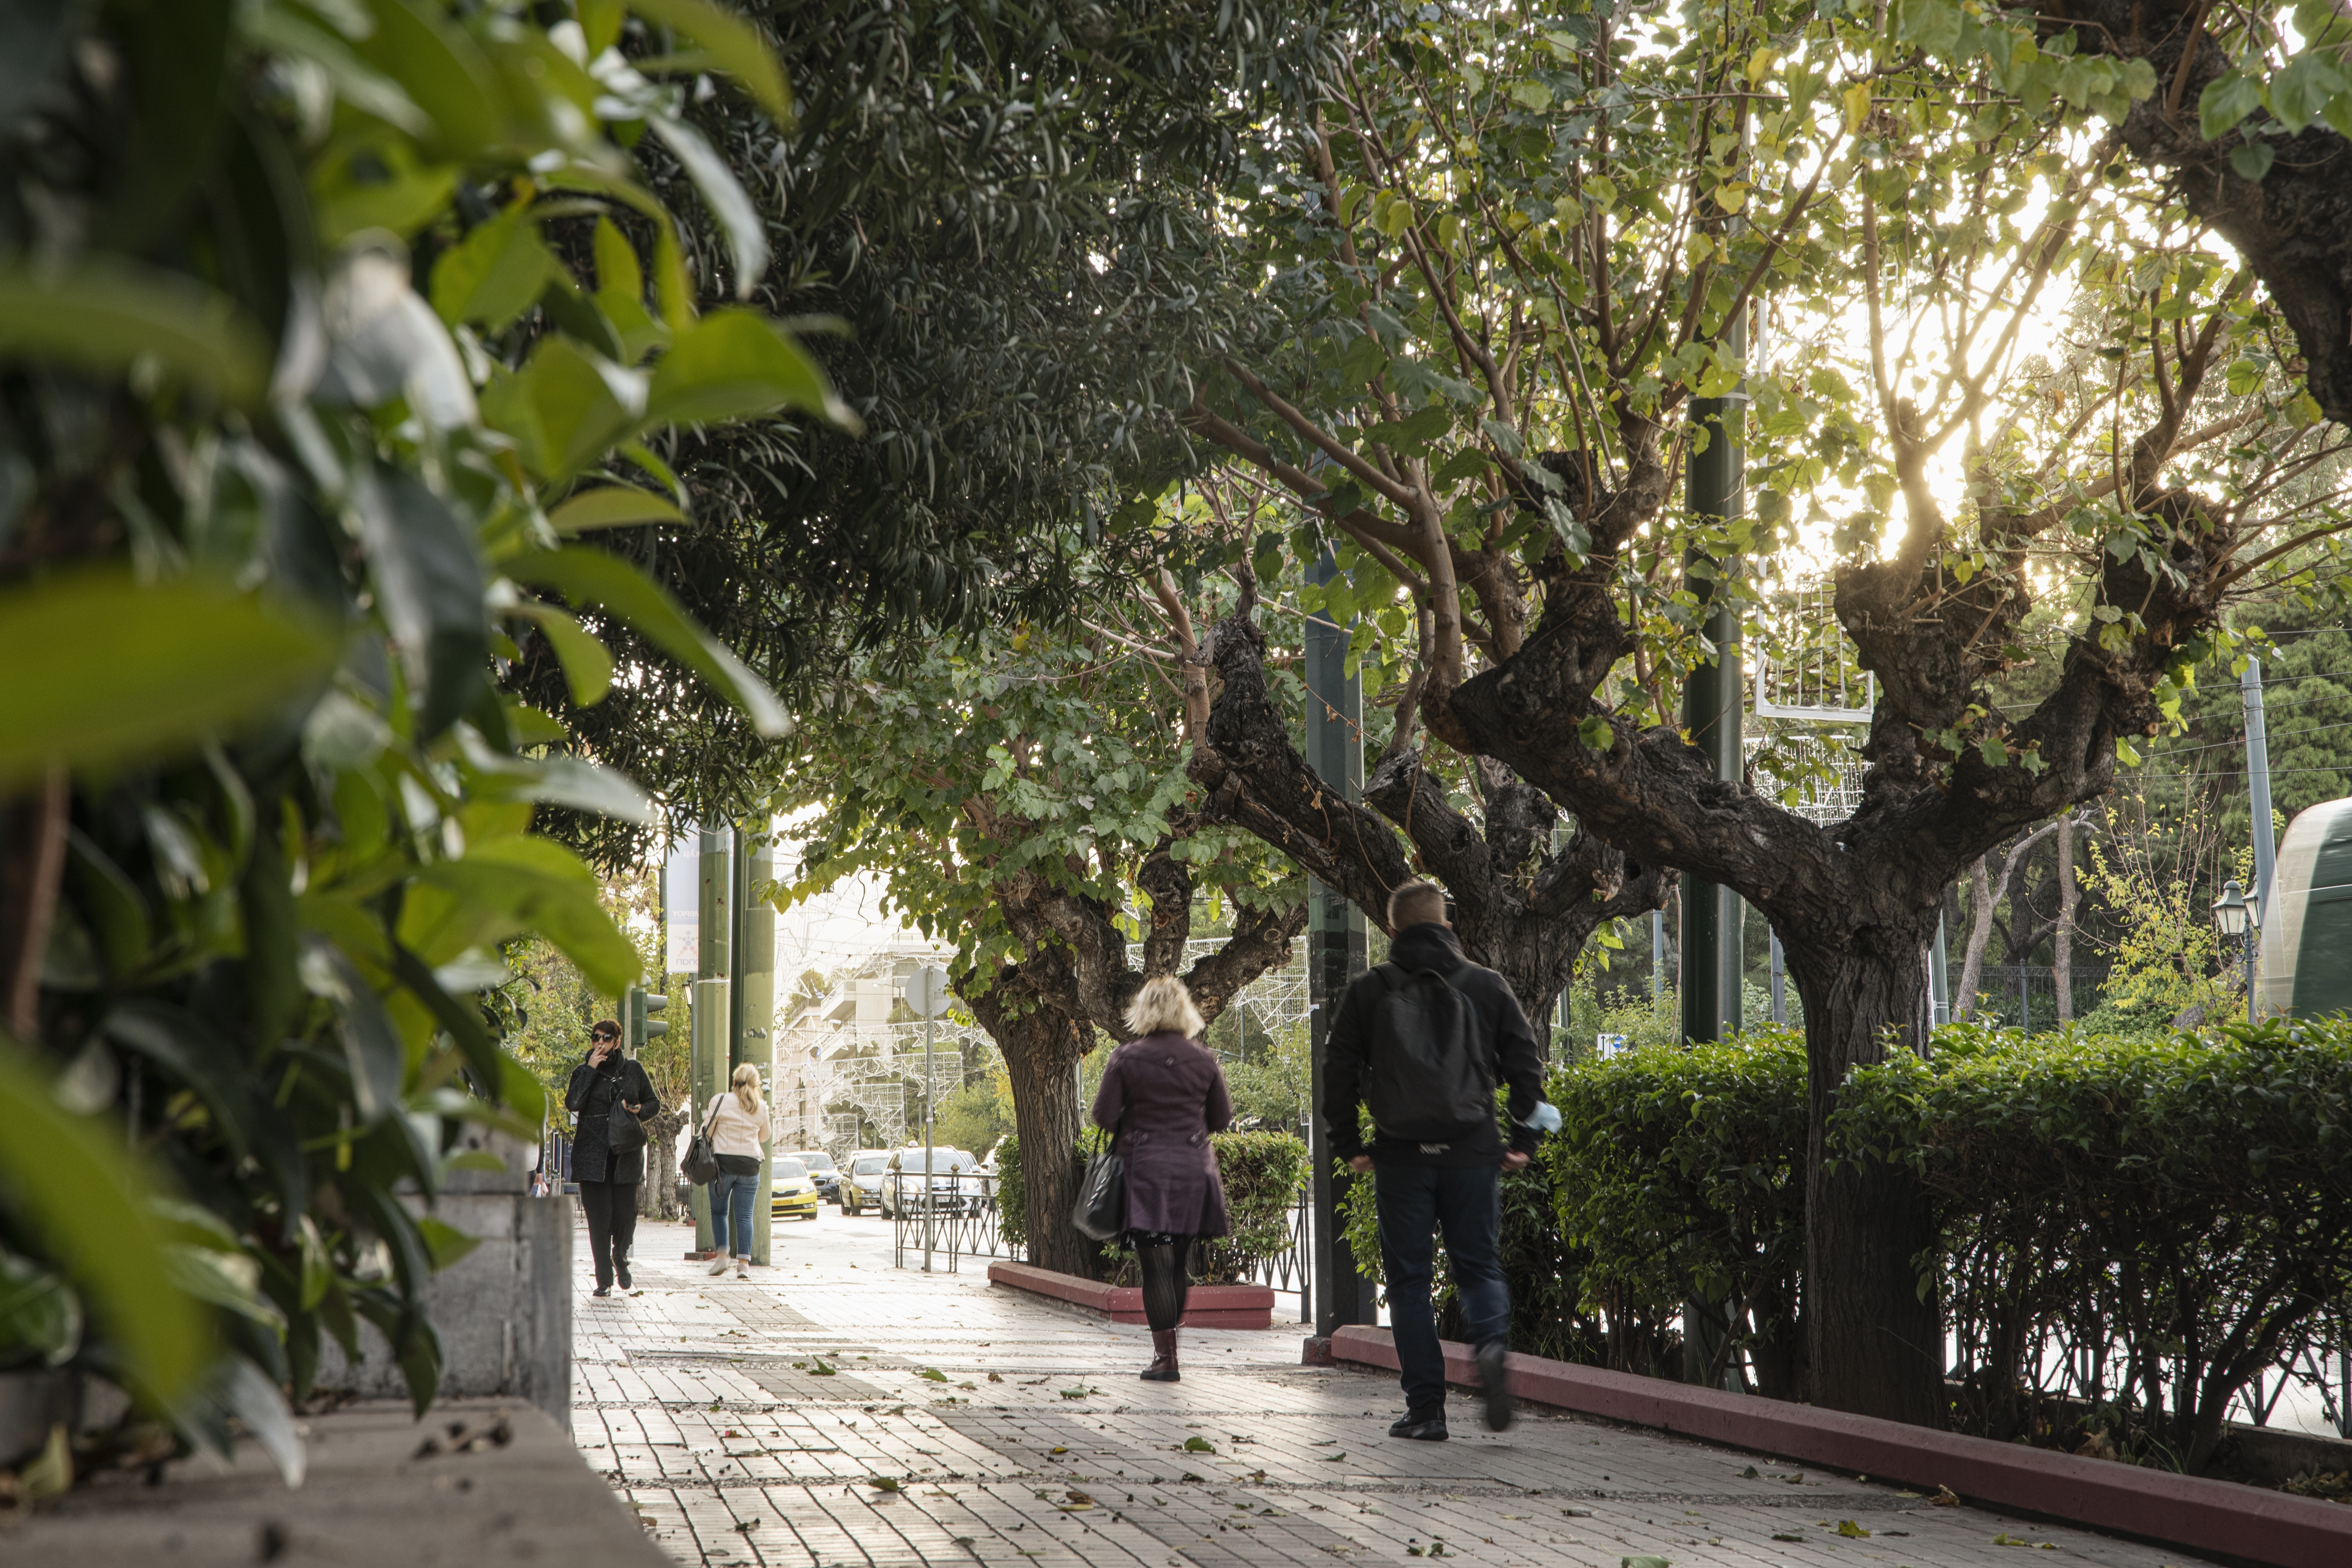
[1579,715,1615,752]
[480,336,648,482]
[412,836,641,994]
[0,1033,209,1401]
[417,1217,481,1272]
[353,0,506,160]
[0,1249,83,1368]
[0,262,271,408]
[350,464,489,740]
[1182,1435,1217,1452]
[2229,141,2276,182]
[512,602,616,704]
[1979,736,2010,767]
[504,546,793,735]
[647,309,860,431]
[2198,73,2264,141]
[548,486,688,533]
[647,115,769,297]
[629,0,793,123]
[0,569,338,790]
[2226,357,2267,397]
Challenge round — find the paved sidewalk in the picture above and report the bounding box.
[573,1209,2214,1568]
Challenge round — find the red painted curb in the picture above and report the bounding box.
[1328,1326,2352,1568]
[985,1261,1274,1329]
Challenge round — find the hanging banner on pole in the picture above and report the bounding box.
[664,831,698,976]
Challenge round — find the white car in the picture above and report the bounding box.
[840,1149,892,1215]
[880,1146,979,1219]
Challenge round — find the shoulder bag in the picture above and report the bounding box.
[1070,1145,1127,1243]
[607,1065,650,1156]
[681,1095,723,1186]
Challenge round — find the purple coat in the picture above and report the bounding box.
[1090,1031,1233,1238]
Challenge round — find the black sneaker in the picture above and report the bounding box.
[1476,1340,1513,1432]
[1388,1410,1448,1441]
[616,1263,633,1290]
[591,1285,612,1298]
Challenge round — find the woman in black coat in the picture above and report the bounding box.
[1090,975,1232,1382]
[565,1020,662,1296]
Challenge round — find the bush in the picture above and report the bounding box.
[1013,1130,1308,1283]
[1839,1016,2352,1472]
[1197,1132,1310,1285]
[1548,1030,1809,1392]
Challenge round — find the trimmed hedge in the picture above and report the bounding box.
[1491,1016,2352,1470]
[1548,1031,1809,1392]
[998,1129,1308,1286]
[1842,1018,2352,1471]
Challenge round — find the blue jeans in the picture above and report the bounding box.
[1374,1162,1509,1415]
[711,1168,758,1257]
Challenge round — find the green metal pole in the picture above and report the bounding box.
[1679,287,1746,1392]
[1679,306,1746,1049]
[690,825,731,1256]
[743,835,775,1266]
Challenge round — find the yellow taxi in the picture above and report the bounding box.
[770,1156,821,1222]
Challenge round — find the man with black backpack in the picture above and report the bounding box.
[1323,880,1544,1439]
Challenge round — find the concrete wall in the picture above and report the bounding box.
[316,1127,572,1427]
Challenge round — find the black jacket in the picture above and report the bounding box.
[566,1052,661,1185]
[1321,923,1544,1168]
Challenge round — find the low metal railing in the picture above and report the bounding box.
[887,1171,1010,1273]
[888,1172,1312,1315]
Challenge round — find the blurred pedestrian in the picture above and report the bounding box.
[703,1062,769,1279]
[566,1020,661,1296]
[1323,880,1542,1439]
[1091,975,1232,1382]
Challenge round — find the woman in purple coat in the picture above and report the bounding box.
[1090,975,1232,1382]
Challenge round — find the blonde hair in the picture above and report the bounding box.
[730,1062,766,1120]
[1124,975,1204,1039]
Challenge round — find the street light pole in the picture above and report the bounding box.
[2212,879,2261,1025]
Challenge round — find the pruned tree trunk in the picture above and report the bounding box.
[1788,930,1945,1427]
[641,1108,686,1219]
[1956,854,1994,1020]
[960,841,1306,1280]
[971,978,1097,1278]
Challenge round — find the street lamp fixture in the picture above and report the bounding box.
[2211,879,2261,1022]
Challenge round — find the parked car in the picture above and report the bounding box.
[782,1148,841,1204]
[880,1145,980,1219]
[770,1157,821,1223]
[840,1149,892,1215]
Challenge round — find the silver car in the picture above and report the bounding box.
[840,1149,891,1215]
[880,1146,979,1219]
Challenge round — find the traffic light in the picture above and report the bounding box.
[625,985,669,1055]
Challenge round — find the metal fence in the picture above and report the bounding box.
[888,1170,1314,1316]
[1966,965,2111,1031]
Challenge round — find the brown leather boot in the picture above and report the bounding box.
[1140,1328,1181,1382]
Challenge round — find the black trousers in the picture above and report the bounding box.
[579,1179,639,1289]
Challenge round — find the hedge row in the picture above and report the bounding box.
[996,1129,1308,1285]
[1524,1016,2352,1472]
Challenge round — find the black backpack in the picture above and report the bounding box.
[1362,962,1494,1141]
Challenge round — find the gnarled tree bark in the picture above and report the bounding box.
[960,843,1305,1278]
[1188,611,1672,1027]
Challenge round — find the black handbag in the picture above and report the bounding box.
[1070,1148,1127,1242]
[607,1081,649,1156]
[681,1097,722,1186]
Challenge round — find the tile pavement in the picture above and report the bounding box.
[572,1209,2218,1568]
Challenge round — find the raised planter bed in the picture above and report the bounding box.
[1325,1325,2352,1568]
[986,1261,1274,1329]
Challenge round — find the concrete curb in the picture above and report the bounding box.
[985,1261,1274,1328]
[1327,1325,2352,1568]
